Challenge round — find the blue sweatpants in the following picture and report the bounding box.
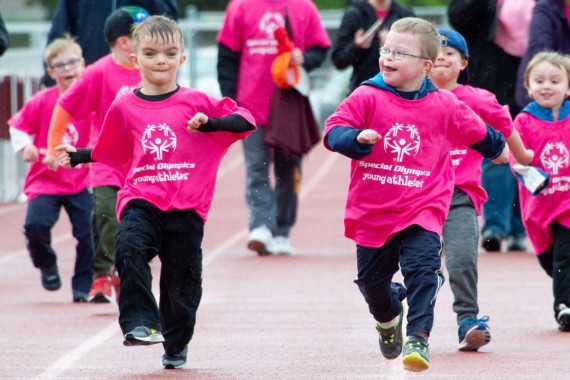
[354,225,444,337]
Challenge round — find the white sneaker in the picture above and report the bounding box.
[247,225,274,256]
[273,236,294,255]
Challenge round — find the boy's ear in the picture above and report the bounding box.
[422,59,433,74]
[461,58,468,70]
[46,67,57,81]
[129,53,138,66]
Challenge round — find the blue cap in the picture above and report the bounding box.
[437,28,469,85]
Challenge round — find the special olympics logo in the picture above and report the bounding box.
[63,123,79,146]
[383,123,421,162]
[141,123,176,160]
[540,142,569,175]
[259,12,284,38]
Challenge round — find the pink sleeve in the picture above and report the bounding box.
[8,94,41,134]
[448,98,487,148]
[323,89,367,150]
[477,90,514,138]
[92,102,133,168]
[304,2,331,48]
[218,0,243,51]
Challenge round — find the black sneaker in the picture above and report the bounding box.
[123,326,165,346]
[72,289,89,303]
[41,266,61,291]
[458,316,491,351]
[376,304,404,359]
[557,304,570,332]
[481,231,502,252]
[162,345,188,369]
[402,335,430,372]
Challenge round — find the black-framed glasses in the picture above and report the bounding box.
[379,46,429,61]
[50,58,81,73]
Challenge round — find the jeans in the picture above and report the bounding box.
[242,126,301,237]
[24,190,93,293]
[480,160,526,238]
[354,225,445,336]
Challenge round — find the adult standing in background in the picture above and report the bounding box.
[217,0,330,256]
[42,0,178,86]
[515,0,570,108]
[331,0,414,93]
[0,12,9,56]
[448,0,535,253]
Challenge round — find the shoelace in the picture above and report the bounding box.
[459,316,490,337]
[406,338,427,352]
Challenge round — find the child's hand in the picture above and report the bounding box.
[491,144,510,164]
[354,29,374,49]
[357,129,381,145]
[55,144,77,169]
[22,144,39,163]
[513,148,534,166]
[43,154,59,171]
[290,48,305,66]
[187,113,208,133]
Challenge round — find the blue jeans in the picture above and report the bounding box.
[242,126,301,237]
[23,190,93,293]
[480,160,525,238]
[354,225,445,336]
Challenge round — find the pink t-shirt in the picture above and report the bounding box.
[92,87,255,222]
[513,112,570,254]
[324,86,487,247]
[9,86,91,201]
[217,0,331,126]
[450,85,513,214]
[58,54,141,188]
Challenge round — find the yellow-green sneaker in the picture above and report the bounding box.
[402,335,429,372]
[376,304,404,359]
[123,326,165,346]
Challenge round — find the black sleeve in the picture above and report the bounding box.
[198,114,255,133]
[448,0,497,44]
[331,9,360,70]
[0,13,9,57]
[69,148,95,167]
[303,45,329,72]
[468,124,506,159]
[217,43,241,100]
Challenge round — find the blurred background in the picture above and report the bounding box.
[0,0,450,203]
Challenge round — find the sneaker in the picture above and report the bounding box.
[506,236,527,252]
[557,304,570,332]
[481,230,502,252]
[458,316,491,351]
[402,335,430,372]
[247,225,275,256]
[41,265,61,291]
[110,266,121,304]
[123,326,165,346]
[162,345,188,369]
[273,236,294,255]
[87,275,115,304]
[376,304,404,360]
[72,289,89,303]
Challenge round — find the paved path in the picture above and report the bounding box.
[0,143,567,379]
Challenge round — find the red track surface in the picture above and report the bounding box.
[1,144,567,379]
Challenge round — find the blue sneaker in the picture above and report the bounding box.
[162,345,188,369]
[458,316,491,351]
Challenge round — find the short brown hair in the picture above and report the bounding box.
[390,17,440,62]
[132,15,184,53]
[44,33,82,66]
[524,51,570,88]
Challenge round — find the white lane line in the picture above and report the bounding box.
[34,151,338,379]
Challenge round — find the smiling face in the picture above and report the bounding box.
[429,44,467,90]
[130,31,186,94]
[379,30,432,92]
[526,60,570,112]
[47,49,85,93]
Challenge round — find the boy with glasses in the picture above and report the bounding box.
[323,17,510,372]
[8,35,93,302]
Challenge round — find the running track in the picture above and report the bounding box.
[0,143,567,379]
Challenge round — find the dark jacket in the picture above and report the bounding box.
[515,0,570,108]
[43,0,178,86]
[331,0,414,92]
[448,0,522,117]
[0,13,8,57]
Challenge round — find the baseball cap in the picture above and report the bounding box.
[437,28,469,85]
[104,6,150,43]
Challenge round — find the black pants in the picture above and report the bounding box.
[355,225,444,337]
[116,200,204,355]
[537,222,570,320]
